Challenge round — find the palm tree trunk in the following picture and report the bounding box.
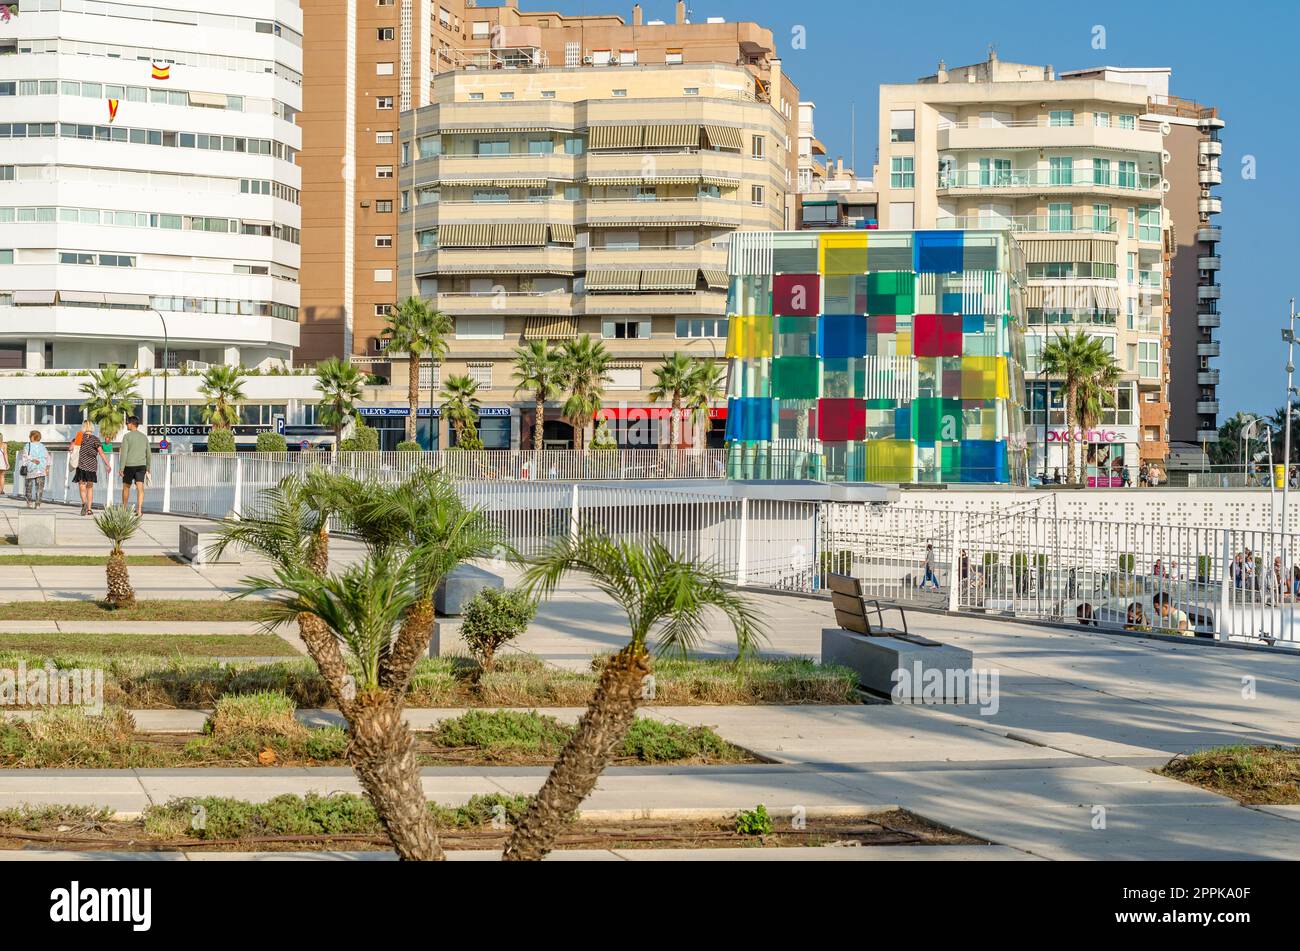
[1067,383,1080,484]
[502,644,652,861]
[348,690,443,861]
[379,596,434,695]
[297,527,354,714]
[533,394,545,452]
[105,549,135,607]
[407,355,420,444]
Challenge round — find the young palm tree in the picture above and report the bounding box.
[557,335,611,451]
[648,353,695,450]
[502,534,763,861]
[684,359,726,451]
[198,365,246,431]
[314,356,365,447]
[440,373,480,448]
[94,505,141,607]
[512,340,562,452]
[78,367,139,443]
[382,297,452,445]
[1040,332,1116,483]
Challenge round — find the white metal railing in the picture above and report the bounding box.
[937,117,1163,133]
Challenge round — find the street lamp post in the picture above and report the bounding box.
[1282,299,1297,537]
[155,310,170,442]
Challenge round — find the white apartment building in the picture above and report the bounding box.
[0,0,303,375]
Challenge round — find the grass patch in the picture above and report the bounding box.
[205,691,305,739]
[0,634,297,658]
[0,600,270,622]
[1160,745,1300,804]
[0,555,183,567]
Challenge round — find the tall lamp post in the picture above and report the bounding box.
[1282,298,1297,537]
[155,310,170,443]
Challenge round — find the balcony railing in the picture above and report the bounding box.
[1197,401,1221,415]
[938,169,1162,192]
[1196,227,1222,243]
[1198,255,1222,270]
[1198,285,1222,300]
[936,215,1118,234]
[1198,370,1220,385]
[1199,140,1223,157]
[1199,168,1223,185]
[1200,197,1223,214]
[1198,341,1221,357]
[1198,313,1221,329]
[937,117,1164,132]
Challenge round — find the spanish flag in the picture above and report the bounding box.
[151,61,170,81]
[107,99,119,123]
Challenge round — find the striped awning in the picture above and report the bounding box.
[587,175,699,186]
[643,124,700,148]
[701,268,729,290]
[702,125,744,150]
[700,174,742,187]
[1025,283,1122,311]
[549,224,576,245]
[640,268,697,290]
[585,269,642,291]
[437,223,494,247]
[587,125,644,150]
[494,222,547,247]
[490,178,546,189]
[523,315,580,340]
[1022,238,1116,265]
[441,126,553,134]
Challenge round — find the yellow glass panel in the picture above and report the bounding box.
[960,356,1008,400]
[895,331,912,356]
[725,314,774,359]
[863,439,915,482]
[819,232,869,276]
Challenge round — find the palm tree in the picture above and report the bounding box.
[557,335,611,451]
[1267,406,1300,466]
[1211,412,1250,466]
[79,367,139,443]
[440,374,480,448]
[502,534,763,861]
[382,297,452,445]
[314,356,364,447]
[94,505,141,607]
[648,353,695,450]
[198,365,246,431]
[512,340,562,452]
[1040,332,1117,483]
[684,359,726,451]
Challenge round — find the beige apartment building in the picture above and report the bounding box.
[876,52,1176,480]
[371,7,797,450]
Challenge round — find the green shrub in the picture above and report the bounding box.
[430,709,570,757]
[206,428,236,454]
[735,804,774,836]
[205,690,303,739]
[339,422,380,453]
[619,719,746,764]
[255,432,287,453]
[396,440,422,452]
[1118,553,1136,574]
[460,587,536,671]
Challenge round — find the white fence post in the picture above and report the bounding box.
[947,515,962,612]
[232,456,243,520]
[736,497,749,586]
[568,483,580,543]
[1217,529,1232,641]
[162,454,172,514]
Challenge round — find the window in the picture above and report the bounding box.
[1092,158,1111,185]
[375,200,393,213]
[683,87,699,96]
[376,131,394,145]
[375,235,393,248]
[889,201,914,229]
[1118,114,1137,130]
[889,156,914,189]
[376,62,394,75]
[1094,112,1110,128]
[1138,341,1160,379]
[1049,157,1073,186]
[612,89,627,97]
[604,320,649,339]
[751,135,765,159]
[666,49,683,65]
[0,250,12,265]
[607,367,641,390]
[1127,207,1136,239]
[1047,202,1073,232]
[750,185,765,206]
[472,21,490,38]
[527,138,552,155]
[376,28,394,41]
[1138,205,1161,242]
[499,91,514,100]
[467,363,492,387]
[374,269,393,283]
[1118,161,1136,188]
[476,139,508,156]
[889,110,915,143]
[400,191,409,212]
[675,317,727,338]
[1049,110,1074,127]
[1093,203,1111,233]
[376,165,393,178]
[540,90,555,99]
[376,96,394,110]
[978,157,1010,186]
[468,92,484,101]
[374,305,392,320]
[1127,252,1137,285]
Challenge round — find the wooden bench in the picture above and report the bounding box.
[826,573,939,646]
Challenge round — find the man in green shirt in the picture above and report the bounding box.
[119,415,151,515]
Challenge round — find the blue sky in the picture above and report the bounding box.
[524,0,1300,421]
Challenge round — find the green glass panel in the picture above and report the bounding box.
[771,356,820,399]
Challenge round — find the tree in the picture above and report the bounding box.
[1211,412,1250,466]
[512,340,562,452]
[557,335,611,451]
[502,535,763,861]
[198,365,246,431]
[648,353,695,449]
[79,367,139,443]
[314,357,364,447]
[94,505,141,607]
[256,432,288,453]
[1040,332,1118,483]
[229,468,500,860]
[382,297,452,445]
[440,374,480,448]
[1267,406,1300,465]
[684,360,726,451]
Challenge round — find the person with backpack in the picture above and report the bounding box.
[19,430,49,508]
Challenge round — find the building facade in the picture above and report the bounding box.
[723,229,1029,484]
[876,54,1175,482]
[0,0,303,375]
[373,7,797,451]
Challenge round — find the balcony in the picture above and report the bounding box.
[1198,167,1223,186]
[1198,370,1220,385]
[1197,429,1220,443]
[1197,284,1222,300]
[1199,139,1223,157]
[414,246,577,275]
[580,290,726,316]
[412,152,577,184]
[579,197,743,229]
[431,292,575,316]
[935,117,1163,155]
[1200,196,1223,214]
[1198,312,1221,329]
[935,214,1118,235]
[581,149,745,187]
[1197,341,1221,357]
[410,199,577,227]
[937,168,1163,199]
[1197,400,1221,415]
[1198,255,1222,270]
[578,245,729,271]
[1196,226,1222,243]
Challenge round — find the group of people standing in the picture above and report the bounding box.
[0,417,150,515]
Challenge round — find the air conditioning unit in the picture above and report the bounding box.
[582,55,593,65]
[183,360,210,374]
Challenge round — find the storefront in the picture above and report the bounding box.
[594,405,727,449]
[1033,425,1140,485]
[358,405,514,451]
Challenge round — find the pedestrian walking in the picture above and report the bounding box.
[72,419,111,516]
[119,415,151,516]
[19,430,49,508]
[920,542,941,591]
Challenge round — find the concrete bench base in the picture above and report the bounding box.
[822,628,980,704]
[17,513,57,547]
[179,524,236,566]
[435,563,504,616]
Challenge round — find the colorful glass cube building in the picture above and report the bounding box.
[724,230,1030,484]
